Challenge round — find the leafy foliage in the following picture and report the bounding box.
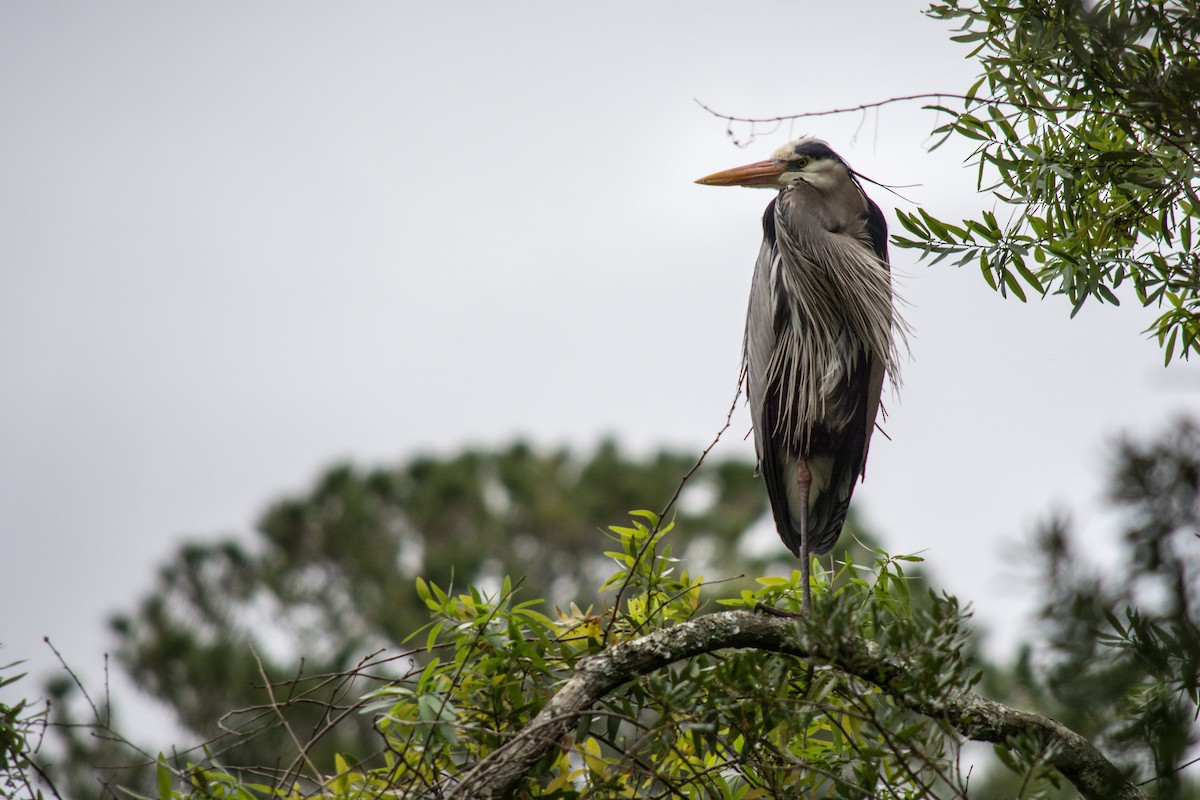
[895,0,1200,362]
[0,656,48,800]
[168,514,977,800]
[44,443,884,799]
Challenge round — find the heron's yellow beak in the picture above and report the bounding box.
[695,159,786,188]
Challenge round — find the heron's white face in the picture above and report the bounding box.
[770,138,848,192]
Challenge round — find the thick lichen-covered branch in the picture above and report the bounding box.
[445,610,1143,800]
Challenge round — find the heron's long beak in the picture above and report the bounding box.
[695,159,785,187]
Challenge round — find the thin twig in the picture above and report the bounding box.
[603,373,745,641]
[695,94,970,124]
[696,94,1200,169]
[42,638,100,722]
[248,644,324,786]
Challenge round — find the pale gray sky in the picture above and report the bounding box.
[2,1,1196,725]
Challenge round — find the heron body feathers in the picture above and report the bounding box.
[742,145,904,557]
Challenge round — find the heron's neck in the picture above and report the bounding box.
[784,177,866,233]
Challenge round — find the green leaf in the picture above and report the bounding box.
[919,209,954,242]
[628,509,660,525]
[980,253,998,289]
[1013,257,1046,295]
[965,219,1001,243]
[156,753,172,800]
[426,620,443,651]
[895,209,930,238]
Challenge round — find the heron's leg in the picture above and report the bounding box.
[797,457,812,617]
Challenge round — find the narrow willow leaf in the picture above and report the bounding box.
[156,754,172,800]
[1002,268,1028,302]
[1013,259,1046,295]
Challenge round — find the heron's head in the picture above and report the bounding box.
[695,137,850,192]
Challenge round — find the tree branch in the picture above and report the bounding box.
[445,610,1143,800]
[695,94,972,123]
[696,97,1200,169]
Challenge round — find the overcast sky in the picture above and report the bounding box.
[2,1,1197,727]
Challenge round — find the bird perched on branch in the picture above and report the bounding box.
[696,138,906,615]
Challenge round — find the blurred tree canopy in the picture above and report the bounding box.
[973,419,1200,800]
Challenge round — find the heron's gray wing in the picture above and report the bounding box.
[743,198,779,456]
[864,197,889,263]
[752,320,870,556]
[743,199,804,556]
[805,352,873,554]
[857,197,890,480]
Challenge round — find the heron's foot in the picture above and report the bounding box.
[753,601,808,619]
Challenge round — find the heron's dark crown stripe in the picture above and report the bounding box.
[792,140,842,163]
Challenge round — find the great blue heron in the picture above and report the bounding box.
[696,138,904,615]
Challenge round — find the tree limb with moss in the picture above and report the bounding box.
[449,607,1142,800]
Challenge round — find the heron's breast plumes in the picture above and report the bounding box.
[760,191,908,451]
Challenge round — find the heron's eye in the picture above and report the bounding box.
[793,157,809,169]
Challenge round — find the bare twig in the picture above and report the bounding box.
[43,638,100,722]
[656,371,745,524]
[696,95,1200,169]
[248,644,324,786]
[695,95,970,125]
[604,375,744,640]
